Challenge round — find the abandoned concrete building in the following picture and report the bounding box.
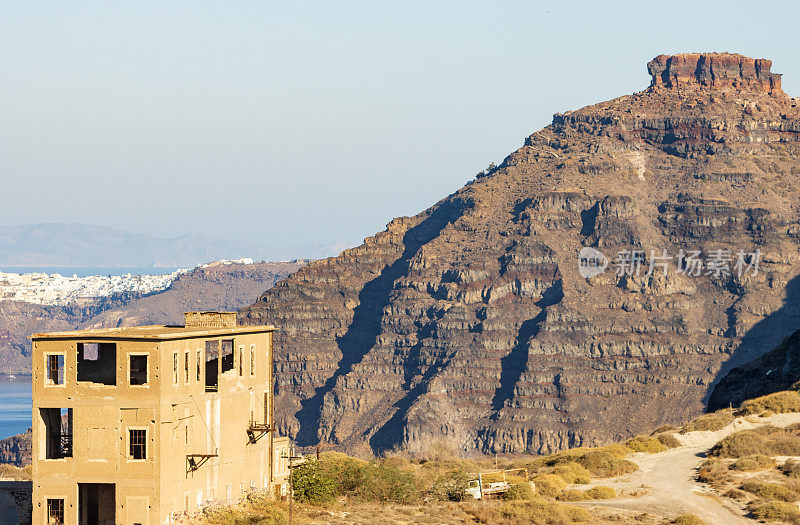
[30,312,290,525]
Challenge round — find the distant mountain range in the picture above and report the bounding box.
[0,223,352,267]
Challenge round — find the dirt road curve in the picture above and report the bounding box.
[581,413,800,523]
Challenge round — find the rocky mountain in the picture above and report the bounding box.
[709,325,800,409]
[0,429,31,467]
[0,223,349,267]
[0,260,304,375]
[240,53,800,456]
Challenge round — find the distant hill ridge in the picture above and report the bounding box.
[0,223,351,267]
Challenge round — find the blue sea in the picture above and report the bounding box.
[0,380,31,440]
[0,266,181,278]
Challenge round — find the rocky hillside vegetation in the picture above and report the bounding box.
[241,52,800,455]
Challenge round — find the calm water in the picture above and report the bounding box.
[0,266,181,277]
[0,381,31,440]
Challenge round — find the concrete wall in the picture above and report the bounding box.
[32,338,161,524]
[156,332,274,523]
[0,481,32,525]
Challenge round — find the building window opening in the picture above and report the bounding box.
[129,355,148,385]
[41,407,72,459]
[204,340,219,392]
[238,346,243,376]
[221,339,234,374]
[47,498,64,524]
[173,352,178,384]
[129,429,146,460]
[250,345,255,376]
[78,483,115,525]
[196,350,201,382]
[77,342,116,385]
[46,354,64,385]
[184,351,190,384]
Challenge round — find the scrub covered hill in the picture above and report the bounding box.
[241,53,800,456]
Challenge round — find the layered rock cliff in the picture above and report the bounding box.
[0,429,31,467]
[240,53,800,455]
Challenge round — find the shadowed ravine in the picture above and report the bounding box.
[293,199,468,446]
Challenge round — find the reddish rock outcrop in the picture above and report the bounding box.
[647,52,783,95]
[241,53,800,456]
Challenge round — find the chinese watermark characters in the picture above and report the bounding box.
[578,247,761,279]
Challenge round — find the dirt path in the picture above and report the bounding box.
[578,413,800,523]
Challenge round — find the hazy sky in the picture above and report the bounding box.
[1,1,798,247]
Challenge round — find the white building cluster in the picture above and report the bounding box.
[0,269,187,306]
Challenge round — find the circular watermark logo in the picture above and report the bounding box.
[578,247,608,278]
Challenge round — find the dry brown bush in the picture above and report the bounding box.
[740,480,800,502]
[680,411,734,434]
[729,454,776,471]
[738,391,800,416]
[710,425,800,458]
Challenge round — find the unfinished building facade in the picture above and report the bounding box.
[31,312,289,525]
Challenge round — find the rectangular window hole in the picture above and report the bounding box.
[221,339,234,374]
[129,355,148,385]
[46,354,64,385]
[41,407,72,459]
[129,429,146,460]
[78,342,116,385]
[205,341,218,392]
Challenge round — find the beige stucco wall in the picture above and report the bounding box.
[156,331,274,523]
[31,328,275,525]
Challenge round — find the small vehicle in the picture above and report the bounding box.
[465,468,533,499]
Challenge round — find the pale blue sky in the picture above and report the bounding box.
[1,1,798,247]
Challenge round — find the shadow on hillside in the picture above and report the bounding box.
[293,199,467,447]
[707,275,800,410]
[490,279,563,416]
[369,335,455,453]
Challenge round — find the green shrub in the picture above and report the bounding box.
[556,485,615,501]
[680,411,734,433]
[750,500,800,524]
[710,426,800,458]
[671,514,704,525]
[576,450,637,478]
[318,451,367,494]
[358,461,422,504]
[556,489,591,501]
[650,425,678,435]
[201,492,288,524]
[741,480,800,502]
[504,482,535,501]
[656,433,682,448]
[531,474,567,497]
[499,497,591,524]
[429,468,469,501]
[292,460,338,504]
[625,436,667,453]
[739,391,800,415]
[585,486,616,499]
[782,459,800,478]
[551,462,591,484]
[729,454,776,471]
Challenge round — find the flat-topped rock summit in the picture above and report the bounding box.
[241,53,800,456]
[647,52,783,95]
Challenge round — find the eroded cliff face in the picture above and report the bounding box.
[240,53,800,455]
